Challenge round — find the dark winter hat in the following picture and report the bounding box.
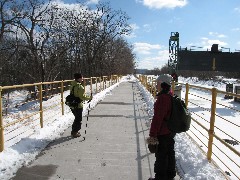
[74,73,82,79]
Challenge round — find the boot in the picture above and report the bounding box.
[71,131,81,138]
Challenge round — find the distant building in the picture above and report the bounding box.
[135,69,149,74]
[178,44,240,72]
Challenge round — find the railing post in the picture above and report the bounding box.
[95,77,98,93]
[61,81,64,115]
[144,76,147,88]
[39,83,43,128]
[110,75,112,86]
[148,76,150,88]
[171,81,175,95]
[146,76,148,89]
[99,77,102,91]
[207,87,217,162]
[151,77,154,95]
[0,86,4,152]
[104,77,106,89]
[106,76,108,88]
[185,83,189,107]
[153,81,156,98]
[90,77,93,94]
[102,77,104,90]
[83,78,86,93]
[146,76,148,90]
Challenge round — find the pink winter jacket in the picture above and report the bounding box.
[149,93,172,137]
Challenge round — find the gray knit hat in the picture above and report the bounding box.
[156,74,172,86]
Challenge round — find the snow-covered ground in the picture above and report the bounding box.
[0,75,239,179]
[177,76,240,180]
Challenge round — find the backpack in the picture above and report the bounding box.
[166,94,191,133]
[65,86,81,108]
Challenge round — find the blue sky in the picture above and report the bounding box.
[61,0,240,69]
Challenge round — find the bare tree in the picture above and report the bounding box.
[78,2,132,76]
[0,0,136,86]
[0,0,26,84]
[0,0,26,42]
[15,0,58,82]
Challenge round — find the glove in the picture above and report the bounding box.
[146,137,159,153]
[87,98,92,103]
[87,94,93,103]
[146,137,159,145]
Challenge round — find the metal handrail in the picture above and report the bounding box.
[0,75,120,152]
[138,75,240,179]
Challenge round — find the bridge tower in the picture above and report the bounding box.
[168,32,179,75]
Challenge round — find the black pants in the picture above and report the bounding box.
[154,134,176,180]
[71,108,83,133]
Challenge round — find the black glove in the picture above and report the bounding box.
[146,137,159,153]
[148,144,158,153]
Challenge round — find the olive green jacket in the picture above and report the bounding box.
[69,80,91,108]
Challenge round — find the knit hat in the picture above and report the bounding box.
[74,73,82,79]
[156,74,172,86]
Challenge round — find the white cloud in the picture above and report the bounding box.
[209,32,227,38]
[131,23,140,31]
[137,57,161,69]
[138,0,188,9]
[123,23,139,39]
[133,42,168,69]
[87,0,99,5]
[158,49,169,61]
[136,49,168,69]
[200,37,228,50]
[217,34,226,38]
[143,24,152,32]
[231,28,240,32]
[52,0,82,10]
[168,16,181,24]
[234,7,240,13]
[134,42,162,55]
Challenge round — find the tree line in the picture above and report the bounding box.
[0,0,136,86]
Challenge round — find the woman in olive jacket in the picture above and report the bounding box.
[70,73,92,138]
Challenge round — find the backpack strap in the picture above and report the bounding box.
[163,93,173,121]
[70,85,76,95]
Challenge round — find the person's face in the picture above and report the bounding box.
[78,77,83,82]
[157,81,162,92]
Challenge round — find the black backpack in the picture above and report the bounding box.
[166,94,191,133]
[65,86,81,108]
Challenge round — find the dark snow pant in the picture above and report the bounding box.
[154,134,176,180]
[71,108,83,133]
